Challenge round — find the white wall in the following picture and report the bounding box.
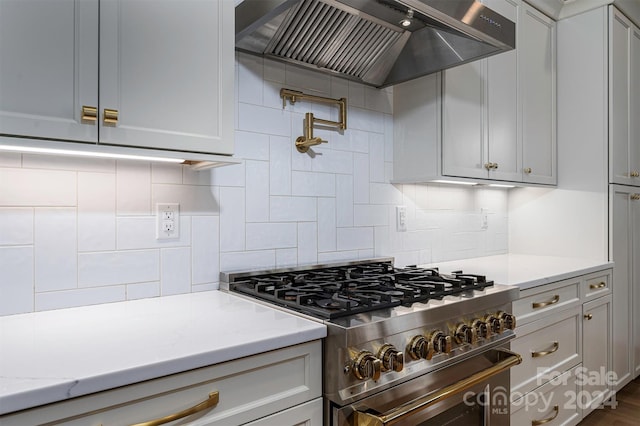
[0,53,509,316]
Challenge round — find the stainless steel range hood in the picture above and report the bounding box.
[236,0,516,88]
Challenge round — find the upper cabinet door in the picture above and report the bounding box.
[631,27,640,186]
[98,0,234,155]
[485,0,521,182]
[441,60,487,180]
[0,0,99,142]
[609,8,636,186]
[520,3,556,185]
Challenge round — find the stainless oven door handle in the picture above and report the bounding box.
[353,349,522,426]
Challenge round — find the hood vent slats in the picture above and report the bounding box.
[268,0,403,81]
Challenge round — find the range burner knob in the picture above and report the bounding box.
[378,344,404,372]
[472,319,491,339]
[429,331,452,354]
[498,311,517,330]
[455,323,478,345]
[407,335,434,361]
[485,314,505,335]
[352,351,382,381]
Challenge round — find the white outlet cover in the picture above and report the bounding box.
[156,203,180,240]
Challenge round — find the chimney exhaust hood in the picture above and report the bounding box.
[235,0,516,88]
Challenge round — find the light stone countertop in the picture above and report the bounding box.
[0,291,326,415]
[420,254,613,290]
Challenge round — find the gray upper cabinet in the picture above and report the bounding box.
[610,10,640,186]
[520,2,557,185]
[0,0,234,156]
[394,0,557,186]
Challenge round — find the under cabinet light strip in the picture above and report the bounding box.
[0,144,185,163]
[431,180,478,186]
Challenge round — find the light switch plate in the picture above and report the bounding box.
[396,205,407,232]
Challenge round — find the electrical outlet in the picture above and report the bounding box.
[396,205,407,232]
[157,203,180,240]
[481,208,488,230]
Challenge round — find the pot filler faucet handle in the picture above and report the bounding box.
[295,113,327,153]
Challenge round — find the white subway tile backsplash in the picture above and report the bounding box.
[0,207,33,245]
[297,222,317,264]
[0,168,76,206]
[238,103,291,136]
[285,64,331,94]
[369,133,385,183]
[219,187,245,252]
[78,172,116,252]
[35,286,126,312]
[116,216,191,249]
[192,216,219,285]
[336,174,354,227]
[318,197,336,252]
[337,227,374,251]
[161,247,191,296]
[246,161,270,222]
[238,54,264,105]
[370,182,403,205]
[276,248,297,267]
[291,171,335,197]
[263,58,285,83]
[354,204,388,227]
[152,184,220,216]
[127,282,160,300]
[220,250,276,272]
[318,250,360,263]
[246,222,297,250]
[350,107,384,133]
[34,208,77,292]
[210,161,246,187]
[270,196,317,222]
[348,81,365,108]
[0,246,34,315]
[78,250,159,287]
[270,135,292,195]
[151,163,183,184]
[116,161,151,215]
[235,131,270,161]
[311,147,353,174]
[353,153,370,204]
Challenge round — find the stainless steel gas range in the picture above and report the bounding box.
[221,258,522,426]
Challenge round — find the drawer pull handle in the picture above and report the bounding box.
[584,313,593,320]
[532,405,559,425]
[532,342,559,358]
[532,295,559,309]
[129,391,219,426]
[590,282,606,290]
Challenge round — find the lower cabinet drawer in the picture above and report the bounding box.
[1,341,322,426]
[244,397,323,426]
[511,367,581,426]
[511,306,581,395]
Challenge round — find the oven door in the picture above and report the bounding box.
[335,348,521,426]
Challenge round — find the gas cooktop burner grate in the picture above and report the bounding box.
[231,262,494,319]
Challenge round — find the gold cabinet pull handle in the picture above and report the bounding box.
[590,282,606,290]
[584,313,593,320]
[82,105,97,122]
[630,171,639,178]
[129,391,219,426]
[632,194,640,201]
[532,294,559,309]
[103,108,119,125]
[532,341,559,358]
[524,167,532,174]
[532,405,559,425]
